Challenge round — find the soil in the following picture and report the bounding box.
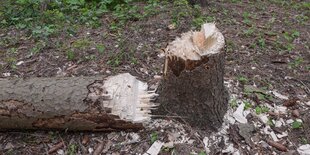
[0,1,309,155]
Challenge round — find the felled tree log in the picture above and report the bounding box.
[154,23,228,131]
[0,22,227,132]
[0,73,157,131]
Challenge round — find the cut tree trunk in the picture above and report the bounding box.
[154,23,228,131]
[0,22,227,132]
[0,73,157,131]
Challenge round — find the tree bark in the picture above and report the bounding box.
[154,23,228,132]
[0,73,157,131]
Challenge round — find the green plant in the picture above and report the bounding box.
[150,132,158,144]
[258,37,266,48]
[5,57,17,69]
[73,38,91,49]
[32,25,57,38]
[198,151,207,155]
[255,106,269,115]
[171,0,191,27]
[243,27,255,37]
[230,99,238,108]
[288,57,303,69]
[7,47,18,54]
[267,118,274,126]
[68,144,77,155]
[238,76,248,84]
[30,40,46,55]
[66,50,75,61]
[242,12,252,25]
[300,137,308,144]
[292,120,302,129]
[244,101,252,110]
[84,54,96,61]
[96,44,105,54]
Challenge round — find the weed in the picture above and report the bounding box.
[256,93,273,101]
[30,40,46,55]
[267,118,274,126]
[96,44,105,54]
[242,12,252,25]
[150,132,158,144]
[66,50,75,61]
[198,151,207,155]
[258,37,266,49]
[283,30,300,42]
[230,99,238,108]
[238,76,248,84]
[255,106,269,115]
[68,143,77,155]
[288,57,303,69]
[171,0,191,27]
[292,120,302,129]
[244,101,252,110]
[32,25,57,38]
[300,137,308,144]
[72,38,92,50]
[243,27,256,37]
[8,48,18,54]
[5,57,17,69]
[226,40,235,53]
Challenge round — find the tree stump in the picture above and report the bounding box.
[154,23,228,131]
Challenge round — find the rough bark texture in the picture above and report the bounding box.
[154,23,228,132]
[0,74,156,131]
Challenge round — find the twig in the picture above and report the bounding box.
[48,141,65,154]
[266,139,288,152]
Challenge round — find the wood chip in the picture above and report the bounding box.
[292,109,300,118]
[82,135,90,145]
[93,142,105,155]
[102,140,113,153]
[266,139,287,152]
[48,141,65,154]
[143,141,163,155]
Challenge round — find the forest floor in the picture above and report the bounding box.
[0,0,309,154]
